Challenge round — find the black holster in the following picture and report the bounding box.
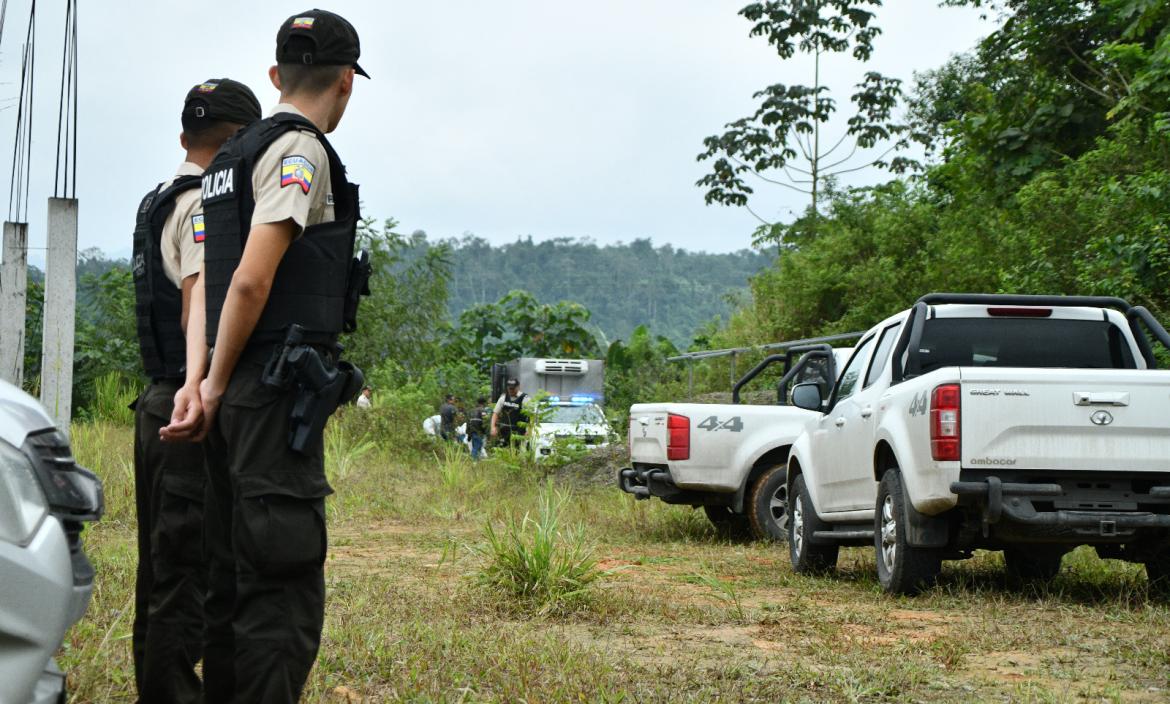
[260,324,365,454]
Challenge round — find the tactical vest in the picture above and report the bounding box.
[132,175,202,379]
[500,393,528,433]
[201,112,360,348]
[467,407,486,435]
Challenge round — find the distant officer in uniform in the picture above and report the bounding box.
[132,78,259,703]
[491,377,530,446]
[160,9,369,703]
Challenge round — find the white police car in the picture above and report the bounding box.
[0,380,103,704]
[532,396,612,458]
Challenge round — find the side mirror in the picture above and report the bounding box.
[791,383,823,412]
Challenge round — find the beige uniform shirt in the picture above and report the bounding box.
[251,104,336,234]
[159,161,205,287]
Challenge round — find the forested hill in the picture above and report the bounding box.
[64,237,771,348]
[419,235,771,346]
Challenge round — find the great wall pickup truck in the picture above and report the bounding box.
[621,343,852,540]
[785,293,1170,594]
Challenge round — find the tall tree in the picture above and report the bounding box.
[697,1,918,244]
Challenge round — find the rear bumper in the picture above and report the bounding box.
[618,466,735,507]
[950,474,1170,542]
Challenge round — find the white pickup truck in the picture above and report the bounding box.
[621,343,853,540]
[786,293,1170,594]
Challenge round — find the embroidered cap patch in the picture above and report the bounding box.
[192,214,206,243]
[195,82,218,93]
[280,156,315,194]
[291,16,315,29]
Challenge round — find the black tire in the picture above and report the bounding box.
[1004,546,1065,582]
[1144,549,1170,596]
[747,464,788,541]
[703,505,752,539]
[875,468,941,595]
[788,474,838,574]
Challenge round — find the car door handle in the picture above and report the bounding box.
[834,417,846,428]
[860,406,873,419]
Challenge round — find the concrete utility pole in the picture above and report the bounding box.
[40,198,77,428]
[0,222,29,385]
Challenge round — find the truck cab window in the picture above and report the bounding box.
[864,323,899,388]
[833,336,874,404]
[917,318,1138,373]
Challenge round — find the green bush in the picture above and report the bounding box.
[474,481,601,613]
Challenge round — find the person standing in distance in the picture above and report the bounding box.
[131,78,259,704]
[466,396,489,460]
[161,10,369,703]
[439,393,457,441]
[490,378,530,447]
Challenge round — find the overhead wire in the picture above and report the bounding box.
[54,0,77,198]
[7,0,35,222]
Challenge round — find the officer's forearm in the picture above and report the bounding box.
[205,221,294,390]
[205,275,269,390]
[182,269,209,386]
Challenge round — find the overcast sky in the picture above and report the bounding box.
[0,1,990,262]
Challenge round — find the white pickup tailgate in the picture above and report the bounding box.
[629,404,670,464]
[959,367,1170,472]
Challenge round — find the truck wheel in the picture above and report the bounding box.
[1144,550,1170,596]
[703,506,752,539]
[875,468,941,595]
[788,474,838,574]
[1003,547,1065,582]
[747,464,788,542]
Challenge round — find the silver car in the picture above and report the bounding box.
[0,380,103,704]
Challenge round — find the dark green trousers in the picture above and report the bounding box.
[132,379,207,704]
[202,347,332,704]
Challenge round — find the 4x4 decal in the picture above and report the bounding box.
[697,416,744,432]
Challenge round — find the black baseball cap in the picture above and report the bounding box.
[182,78,262,126]
[506,378,519,386]
[276,9,369,78]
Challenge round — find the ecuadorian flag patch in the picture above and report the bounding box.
[292,16,315,29]
[192,215,206,243]
[280,156,315,195]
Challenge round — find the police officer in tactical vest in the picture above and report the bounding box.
[491,378,530,446]
[132,78,260,703]
[159,9,370,703]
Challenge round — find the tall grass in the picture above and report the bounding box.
[82,372,137,426]
[474,481,602,613]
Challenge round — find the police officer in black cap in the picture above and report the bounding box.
[491,378,531,446]
[160,9,368,703]
[132,77,259,703]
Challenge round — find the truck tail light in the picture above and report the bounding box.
[667,413,690,461]
[930,384,961,461]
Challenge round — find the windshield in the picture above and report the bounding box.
[918,318,1137,374]
[543,405,606,425]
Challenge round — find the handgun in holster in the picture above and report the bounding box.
[261,324,305,389]
[286,346,365,454]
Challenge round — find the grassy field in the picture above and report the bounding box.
[60,417,1170,703]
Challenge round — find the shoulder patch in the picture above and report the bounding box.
[280,155,315,195]
[191,214,206,243]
